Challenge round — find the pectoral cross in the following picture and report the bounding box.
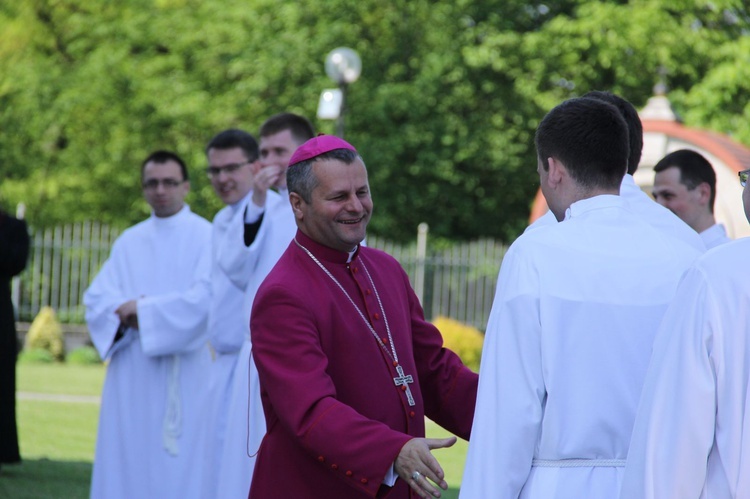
[393,364,415,406]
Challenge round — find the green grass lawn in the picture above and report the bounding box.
[4,362,468,499]
[1,363,105,499]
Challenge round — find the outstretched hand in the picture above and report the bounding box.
[394,437,457,498]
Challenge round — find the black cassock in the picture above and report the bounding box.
[0,212,29,464]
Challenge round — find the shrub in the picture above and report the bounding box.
[432,316,484,373]
[24,306,65,361]
[66,346,102,365]
[18,348,55,364]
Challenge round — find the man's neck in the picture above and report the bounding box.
[693,214,717,234]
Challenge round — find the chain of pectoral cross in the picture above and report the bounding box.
[294,238,416,406]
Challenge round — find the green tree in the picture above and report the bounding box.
[1,0,749,242]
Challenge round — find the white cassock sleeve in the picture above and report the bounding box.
[620,267,716,499]
[137,238,213,356]
[460,245,544,498]
[84,239,134,360]
[217,203,267,291]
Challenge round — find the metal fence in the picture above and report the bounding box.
[14,222,507,331]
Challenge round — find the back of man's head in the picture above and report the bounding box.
[259,113,315,144]
[583,91,642,175]
[654,149,717,211]
[535,97,629,191]
[205,129,259,161]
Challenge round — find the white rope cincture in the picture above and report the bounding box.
[532,459,626,468]
[162,354,182,456]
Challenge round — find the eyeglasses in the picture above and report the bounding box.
[739,169,750,187]
[205,161,251,178]
[142,178,184,190]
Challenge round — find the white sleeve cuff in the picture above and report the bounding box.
[244,201,265,224]
[382,463,398,486]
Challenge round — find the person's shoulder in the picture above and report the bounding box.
[255,248,304,295]
[0,213,26,230]
[359,245,402,268]
[119,217,151,239]
[211,204,232,224]
[268,192,293,216]
[510,219,562,251]
[184,208,212,229]
[698,237,750,272]
[524,211,557,234]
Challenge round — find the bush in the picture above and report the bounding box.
[432,316,484,373]
[66,346,102,365]
[18,348,55,364]
[24,306,65,361]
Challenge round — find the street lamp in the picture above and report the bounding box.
[317,47,361,138]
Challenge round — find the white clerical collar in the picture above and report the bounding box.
[346,249,357,263]
[151,204,189,226]
[564,194,623,221]
[620,174,635,188]
[230,189,254,215]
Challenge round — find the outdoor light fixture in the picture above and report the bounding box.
[317,47,361,137]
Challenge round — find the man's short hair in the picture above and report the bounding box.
[654,149,717,212]
[141,150,188,181]
[259,113,315,144]
[287,149,361,203]
[205,129,259,162]
[535,97,629,191]
[583,91,643,175]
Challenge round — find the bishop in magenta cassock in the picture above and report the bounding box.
[249,136,478,499]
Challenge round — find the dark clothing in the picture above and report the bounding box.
[0,213,30,464]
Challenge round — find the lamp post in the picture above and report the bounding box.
[318,47,361,138]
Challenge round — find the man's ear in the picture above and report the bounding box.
[250,160,263,175]
[547,156,566,188]
[696,182,712,206]
[289,192,305,221]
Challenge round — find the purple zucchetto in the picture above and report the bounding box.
[288,134,357,167]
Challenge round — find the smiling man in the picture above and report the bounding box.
[209,114,314,498]
[248,135,478,499]
[201,128,262,497]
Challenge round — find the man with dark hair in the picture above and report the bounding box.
[249,135,478,499]
[621,168,750,498]
[461,98,699,498]
[527,91,706,252]
[207,114,315,497]
[653,148,731,249]
[85,151,212,498]
[203,128,260,497]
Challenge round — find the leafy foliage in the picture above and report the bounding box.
[24,305,65,361]
[1,0,749,242]
[432,315,484,372]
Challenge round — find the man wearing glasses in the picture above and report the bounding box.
[202,128,261,497]
[208,114,315,498]
[621,167,750,498]
[85,150,213,499]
